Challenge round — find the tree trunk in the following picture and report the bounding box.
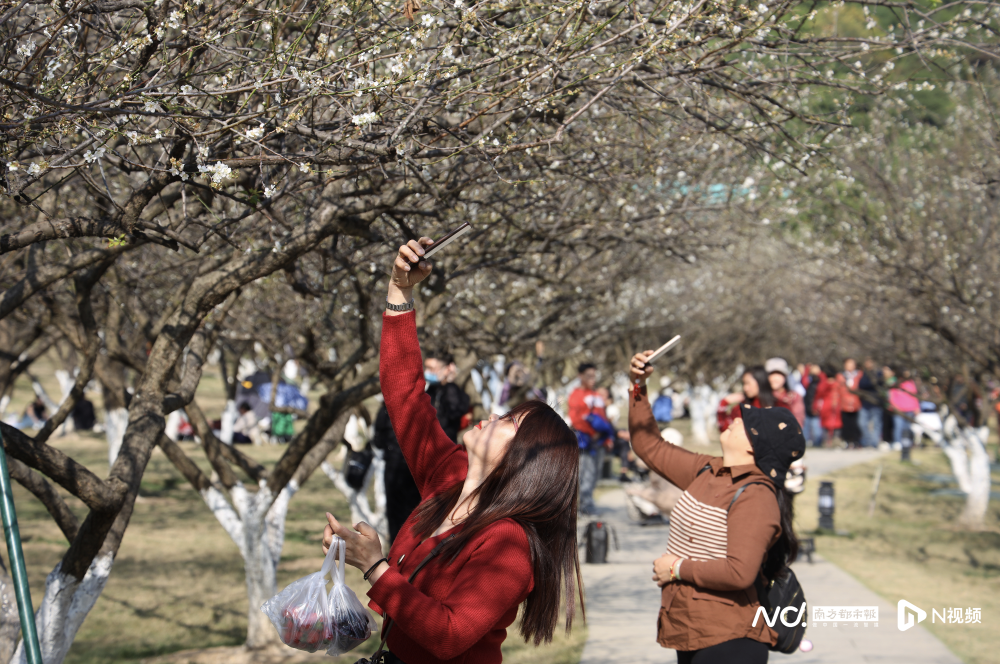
[941,415,990,530]
[219,400,237,445]
[0,556,19,664]
[689,385,713,445]
[942,414,974,494]
[198,480,301,650]
[105,408,129,467]
[959,426,991,530]
[243,494,279,650]
[11,553,114,664]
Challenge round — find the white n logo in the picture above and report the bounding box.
[752,606,780,628]
[897,600,927,632]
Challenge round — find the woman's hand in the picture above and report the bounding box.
[652,553,682,587]
[390,238,434,291]
[629,351,655,384]
[323,513,385,575]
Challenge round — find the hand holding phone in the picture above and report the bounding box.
[408,223,473,263]
[642,335,681,369]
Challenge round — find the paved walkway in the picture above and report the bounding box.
[579,448,962,663]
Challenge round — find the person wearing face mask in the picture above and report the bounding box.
[423,351,471,443]
[321,238,583,664]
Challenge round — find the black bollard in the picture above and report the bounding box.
[585,521,609,563]
[818,481,835,531]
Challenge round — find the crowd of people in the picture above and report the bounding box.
[717,357,994,454]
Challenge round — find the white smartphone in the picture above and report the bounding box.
[643,335,681,368]
[421,223,473,259]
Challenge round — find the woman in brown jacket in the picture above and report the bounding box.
[628,351,805,664]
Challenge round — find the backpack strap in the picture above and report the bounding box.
[696,463,712,476]
[727,480,776,513]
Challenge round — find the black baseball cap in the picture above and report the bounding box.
[740,404,806,483]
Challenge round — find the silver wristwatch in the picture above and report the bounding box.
[385,298,414,312]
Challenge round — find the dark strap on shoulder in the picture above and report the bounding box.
[406,534,455,582]
[696,463,712,476]
[728,480,776,513]
[372,534,456,660]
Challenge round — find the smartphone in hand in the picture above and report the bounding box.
[643,335,681,369]
[411,223,473,262]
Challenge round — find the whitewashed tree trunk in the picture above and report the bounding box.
[198,479,300,649]
[941,415,974,494]
[960,426,991,530]
[12,553,114,664]
[688,385,713,446]
[0,558,20,664]
[219,399,237,445]
[165,410,182,441]
[941,416,991,530]
[105,408,129,467]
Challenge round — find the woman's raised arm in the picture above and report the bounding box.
[379,239,468,498]
[627,351,715,491]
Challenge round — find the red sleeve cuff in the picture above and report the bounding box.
[366,565,408,614]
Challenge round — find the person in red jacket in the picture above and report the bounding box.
[322,238,583,664]
[568,362,609,515]
[814,368,843,446]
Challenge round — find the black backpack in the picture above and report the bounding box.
[697,465,808,654]
[344,446,374,490]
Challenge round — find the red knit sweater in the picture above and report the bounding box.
[368,311,534,664]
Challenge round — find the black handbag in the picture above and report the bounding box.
[754,568,807,654]
[353,535,455,664]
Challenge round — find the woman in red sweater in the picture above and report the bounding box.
[321,238,583,664]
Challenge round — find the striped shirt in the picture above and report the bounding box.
[666,490,729,561]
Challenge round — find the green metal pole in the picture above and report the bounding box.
[0,428,43,664]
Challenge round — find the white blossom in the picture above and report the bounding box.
[352,112,378,127]
[199,161,234,186]
[264,184,277,198]
[6,161,19,171]
[16,40,35,58]
[246,124,265,140]
[83,147,106,163]
[27,162,42,176]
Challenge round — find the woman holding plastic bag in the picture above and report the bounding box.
[261,534,378,655]
[321,237,584,664]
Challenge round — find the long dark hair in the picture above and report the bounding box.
[744,365,776,408]
[763,484,798,581]
[411,399,583,644]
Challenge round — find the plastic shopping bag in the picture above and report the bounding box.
[260,539,339,652]
[326,536,379,656]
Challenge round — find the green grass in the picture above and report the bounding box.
[795,442,1000,664]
